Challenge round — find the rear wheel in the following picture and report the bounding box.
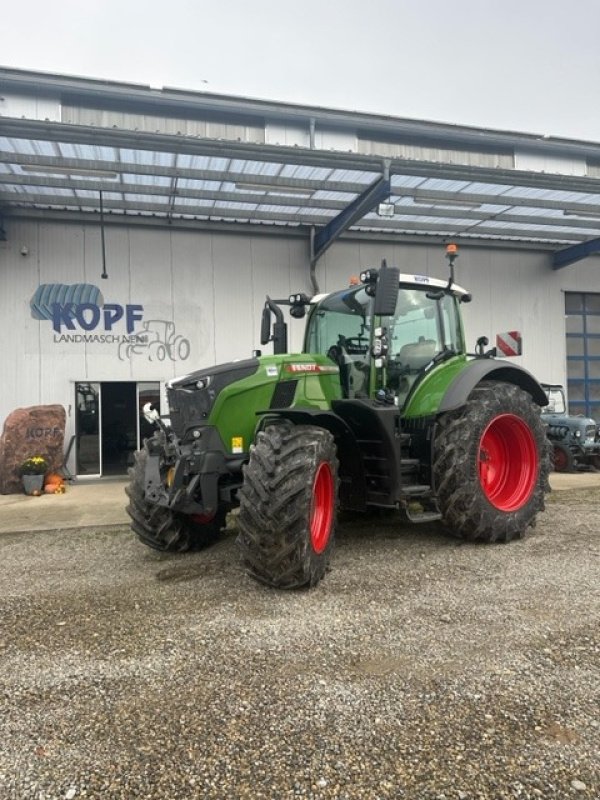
[125,448,224,551]
[237,424,338,588]
[433,381,550,542]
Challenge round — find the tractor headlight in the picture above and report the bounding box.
[574,429,582,439]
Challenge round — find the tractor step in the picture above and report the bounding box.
[404,507,442,524]
[399,484,431,496]
[400,458,420,472]
[401,491,442,524]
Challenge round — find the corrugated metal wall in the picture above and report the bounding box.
[0,91,61,121]
[62,105,266,144]
[62,103,516,168]
[2,218,600,445]
[357,138,514,168]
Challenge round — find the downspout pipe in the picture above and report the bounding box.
[99,189,108,280]
[309,226,320,295]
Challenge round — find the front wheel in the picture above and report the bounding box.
[125,448,225,551]
[552,442,574,473]
[237,424,338,589]
[433,381,550,542]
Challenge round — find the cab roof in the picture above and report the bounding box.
[311,273,470,304]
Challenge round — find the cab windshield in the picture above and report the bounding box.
[305,284,463,399]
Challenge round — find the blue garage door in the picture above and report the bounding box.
[565,292,600,419]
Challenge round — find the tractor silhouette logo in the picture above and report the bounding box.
[117,319,191,362]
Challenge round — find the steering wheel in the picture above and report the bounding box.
[340,336,369,356]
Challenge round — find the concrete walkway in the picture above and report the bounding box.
[0,478,129,534]
[0,472,598,536]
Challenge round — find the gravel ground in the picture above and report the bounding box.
[1,490,599,800]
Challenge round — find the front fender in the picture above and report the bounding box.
[256,407,368,511]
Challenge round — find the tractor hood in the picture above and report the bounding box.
[168,358,260,392]
[167,358,260,437]
[543,411,599,443]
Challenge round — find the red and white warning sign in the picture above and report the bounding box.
[496,330,522,357]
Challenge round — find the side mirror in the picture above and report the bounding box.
[373,262,400,316]
[476,336,489,355]
[260,306,271,345]
[261,296,289,354]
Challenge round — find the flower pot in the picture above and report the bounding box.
[22,474,45,495]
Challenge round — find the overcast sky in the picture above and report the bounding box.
[3,0,600,142]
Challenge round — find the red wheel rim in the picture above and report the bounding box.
[191,512,215,524]
[552,446,568,472]
[310,462,334,554]
[478,414,538,511]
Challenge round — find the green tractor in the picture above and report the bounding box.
[126,245,550,589]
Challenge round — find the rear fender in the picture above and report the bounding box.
[438,360,548,413]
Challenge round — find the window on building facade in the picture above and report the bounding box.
[565,292,600,418]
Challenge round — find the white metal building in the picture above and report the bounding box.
[1,67,600,477]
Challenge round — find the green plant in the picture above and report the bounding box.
[19,455,48,476]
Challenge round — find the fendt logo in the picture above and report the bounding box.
[30,283,144,335]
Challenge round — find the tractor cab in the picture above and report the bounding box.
[304,270,470,406]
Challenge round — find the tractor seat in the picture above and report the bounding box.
[398,338,437,371]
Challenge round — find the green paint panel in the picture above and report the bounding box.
[403,355,469,418]
[208,354,342,453]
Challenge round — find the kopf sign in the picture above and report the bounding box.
[50,302,144,333]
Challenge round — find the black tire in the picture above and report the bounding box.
[433,380,551,542]
[237,424,338,589]
[125,448,224,552]
[551,442,574,473]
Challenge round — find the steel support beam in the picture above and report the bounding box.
[552,238,600,269]
[1,194,582,242]
[3,206,562,251]
[311,173,391,264]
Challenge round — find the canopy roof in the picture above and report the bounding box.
[2,67,600,268]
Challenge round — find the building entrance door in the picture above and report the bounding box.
[101,382,137,476]
[74,381,161,477]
